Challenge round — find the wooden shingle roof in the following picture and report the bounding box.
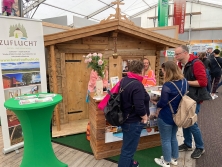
[44,19,187,47]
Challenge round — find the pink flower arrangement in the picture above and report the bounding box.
[83,53,106,78]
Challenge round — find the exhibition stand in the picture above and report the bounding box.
[89,92,161,160]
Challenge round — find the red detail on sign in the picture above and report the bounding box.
[173,0,186,34]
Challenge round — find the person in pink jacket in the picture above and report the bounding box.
[88,70,98,92]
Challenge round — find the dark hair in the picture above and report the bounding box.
[129,60,143,74]
[198,52,206,60]
[213,49,220,54]
[179,45,189,53]
[125,66,128,68]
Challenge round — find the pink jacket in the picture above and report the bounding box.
[98,72,143,110]
[98,81,120,110]
[88,70,98,92]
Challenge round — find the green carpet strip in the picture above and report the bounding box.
[52,133,162,167]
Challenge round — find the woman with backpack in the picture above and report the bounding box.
[118,60,150,167]
[151,61,187,167]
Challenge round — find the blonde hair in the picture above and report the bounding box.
[143,58,151,70]
[162,61,184,82]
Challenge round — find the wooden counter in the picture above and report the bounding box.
[89,92,161,160]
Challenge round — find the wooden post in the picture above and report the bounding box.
[165,47,169,62]
[155,50,160,85]
[50,45,61,131]
[60,53,68,123]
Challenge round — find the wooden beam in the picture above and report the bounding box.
[60,53,68,123]
[44,26,118,46]
[147,12,201,19]
[164,47,169,62]
[155,50,160,85]
[42,22,73,30]
[50,45,60,131]
[118,26,186,48]
[118,21,187,47]
[44,20,119,43]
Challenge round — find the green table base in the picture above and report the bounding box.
[4,94,67,167]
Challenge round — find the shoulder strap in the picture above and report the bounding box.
[186,58,202,80]
[214,57,222,69]
[168,80,186,115]
[170,81,184,97]
[119,79,136,93]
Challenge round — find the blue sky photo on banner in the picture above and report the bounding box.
[158,0,169,27]
[0,16,47,154]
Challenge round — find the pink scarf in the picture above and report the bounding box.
[98,72,143,110]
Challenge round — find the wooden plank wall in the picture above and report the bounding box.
[48,32,163,125]
[47,49,67,125]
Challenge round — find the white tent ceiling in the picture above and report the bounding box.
[23,0,222,25]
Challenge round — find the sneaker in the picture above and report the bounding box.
[154,158,170,167]
[191,148,205,159]
[214,94,218,98]
[161,156,178,165]
[132,160,139,167]
[179,144,192,152]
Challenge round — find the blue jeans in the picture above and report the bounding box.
[118,122,145,167]
[183,104,204,149]
[206,69,211,93]
[157,118,179,163]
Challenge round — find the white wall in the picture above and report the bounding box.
[138,2,222,29]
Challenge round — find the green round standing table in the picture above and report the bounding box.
[4,93,68,167]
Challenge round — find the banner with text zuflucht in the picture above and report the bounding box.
[173,0,186,34]
[158,0,169,27]
[0,16,47,154]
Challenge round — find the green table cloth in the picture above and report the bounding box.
[4,93,68,167]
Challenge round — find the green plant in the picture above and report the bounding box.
[84,53,106,78]
[220,51,222,57]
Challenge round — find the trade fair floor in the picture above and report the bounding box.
[2,89,222,167]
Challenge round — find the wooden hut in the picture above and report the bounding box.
[44,3,187,136]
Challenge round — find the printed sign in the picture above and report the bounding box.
[158,0,169,27]
[165,50,175,57]
[173,0,186,34]
[0,16,47,153]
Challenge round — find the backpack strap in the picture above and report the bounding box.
[119,78,137,121]
[119,79,137,93]
[214,57,222,69]
[168,79,186,115]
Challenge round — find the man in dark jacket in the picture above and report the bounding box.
[175,45,207,159]
[206,46,214,59]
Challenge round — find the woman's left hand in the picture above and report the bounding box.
[155,108,161,117]
[150,100,157,105]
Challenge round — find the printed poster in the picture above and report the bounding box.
[0,16,47,153]
[105,107,159,143]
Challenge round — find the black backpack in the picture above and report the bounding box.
[104,79,136,126]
